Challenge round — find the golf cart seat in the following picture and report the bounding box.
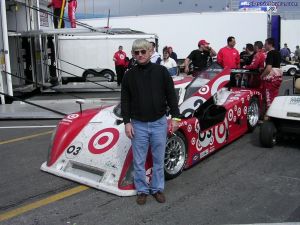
[295,77,300,94]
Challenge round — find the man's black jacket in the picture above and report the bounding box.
[121,62,180,124]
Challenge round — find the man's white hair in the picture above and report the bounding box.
[132,39,152,51]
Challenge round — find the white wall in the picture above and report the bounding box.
[79,12,269,59]
[281,19,300,51]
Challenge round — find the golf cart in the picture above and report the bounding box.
[260,75,300,147]
[280,61,300,76]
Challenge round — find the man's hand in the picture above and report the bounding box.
[169,120,180,134]
[125,123,134,139]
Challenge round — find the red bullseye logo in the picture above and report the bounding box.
[88,128,120,154]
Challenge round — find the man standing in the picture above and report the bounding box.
[294,45,300,62]
[261,38,283,111]
[244,41,266,71]
[168,46,178,63]
[280,43,291,62]
[217,36,240,69]
[113,46,127,86]
[121,39,180,205]
[149,41,162,64]
[240,43,255,67]
[47,0,66,28]
[243,41,266,88]
[184,39,216,76]
[68,0,77,28]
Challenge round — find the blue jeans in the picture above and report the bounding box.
[131,116,167,194]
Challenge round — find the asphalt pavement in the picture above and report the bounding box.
[0,120,299,225]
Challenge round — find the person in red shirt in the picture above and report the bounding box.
[47,0,66,28]
[68,0,77,28]
[113,46,127,86]
[243,41,266,89]
[217,36,240,69]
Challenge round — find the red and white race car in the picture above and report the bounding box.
[41,63,262,196]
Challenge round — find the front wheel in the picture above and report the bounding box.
[260,120,277,148]
[247,97,260,132]
[287,68,297,76]
[164,131,187,180]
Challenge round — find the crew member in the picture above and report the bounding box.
[68,0,77,28]
[184,39,216,76]
[243,41,266,88]
[168,46,178,63]
[48,0,66,28]
[217,36,240,69]
[113,46,127,86]
[150,41,162,64]
[240,43,255,67]
[261,38,283,111]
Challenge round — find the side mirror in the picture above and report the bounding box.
[76,99,85,114]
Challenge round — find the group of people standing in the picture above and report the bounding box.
[113,42,179,86]
[185,36,282,111]
[280,43,300,62]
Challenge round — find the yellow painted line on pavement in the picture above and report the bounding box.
[0,185,90,222]
[0,130,53,145]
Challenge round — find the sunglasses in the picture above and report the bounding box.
[134,49,147,55]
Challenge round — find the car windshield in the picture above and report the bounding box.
[183,63,223,101]
[113,88,182,118]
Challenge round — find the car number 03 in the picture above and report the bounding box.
[65,142,83,159]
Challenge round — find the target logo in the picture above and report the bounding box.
[244,106,248,115]
[67,114,79,120]
[215,119,228,144]
[119,54,125,60]
[228,109,234,121]
[237,107,242,117]
[191,137,196,145]
[187,124,192,133]
[199,85,210,95]
[88,128,119,154]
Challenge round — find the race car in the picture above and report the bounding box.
[259,75,300,147]
[41,63,262,196]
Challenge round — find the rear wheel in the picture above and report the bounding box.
[260,120,277,148]
[247,97,260,132]
[287,68,297,76]
[100,70,115,82]
[164,131,187,179]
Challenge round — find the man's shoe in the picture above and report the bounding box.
[152,191,166,203]
[136,193,148,205]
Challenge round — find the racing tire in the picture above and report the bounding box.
[100,70,115,82]
[247,97,260,132]
[164,131,187,180]
[259,120,277,148]
[287,68,297,76]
